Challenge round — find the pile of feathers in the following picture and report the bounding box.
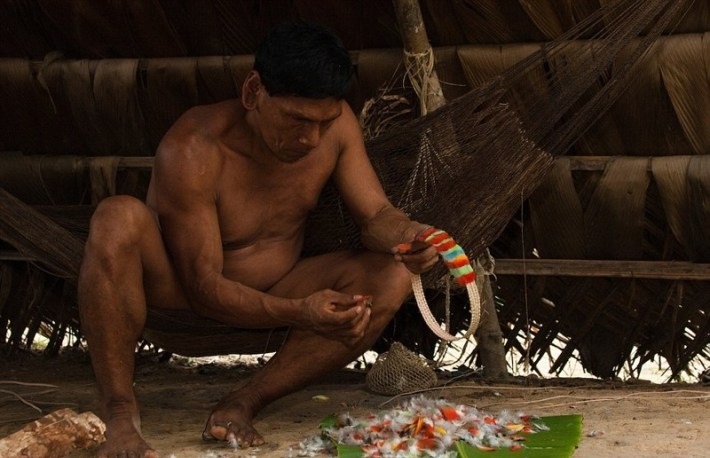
[297,395,547,457]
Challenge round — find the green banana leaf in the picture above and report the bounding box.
[455,415,583,457]
[330,414,583,458]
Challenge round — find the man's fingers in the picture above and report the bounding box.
[309,293,373,338]
[338,308,370,346]
[330,301,371,338]
[351,306,370,337]
[327,304,363,326]
[400,245,437,260]
[423,255,440,269]
[398,244,439,274]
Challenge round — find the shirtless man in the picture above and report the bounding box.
[78,22,438,458]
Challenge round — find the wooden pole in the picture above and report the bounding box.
[392,0,446,114]
[392,0,507,378]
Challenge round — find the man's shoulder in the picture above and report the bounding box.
[154,106,238,179]
[161,100,241,151]
[173,99,241,135]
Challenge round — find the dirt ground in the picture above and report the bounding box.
[1,350,709,458]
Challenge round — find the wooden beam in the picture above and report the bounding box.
[116,157,154,169]
[494,259,710,280]
[567,156,622,170]
[80,155,709,171]
[0,250,33,261]
[566,156,654,171]
[84,157,154,169]
[3,250,709,280]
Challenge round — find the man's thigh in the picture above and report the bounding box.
[267,250,399,299]
[137,208,190,311]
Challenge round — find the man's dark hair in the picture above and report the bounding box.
[254,22,354,99]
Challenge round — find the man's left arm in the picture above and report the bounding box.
[331,103,438,274]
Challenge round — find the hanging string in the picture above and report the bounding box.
[521,188,531,374]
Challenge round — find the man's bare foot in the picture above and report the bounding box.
[201,391,265,448]
[96,416,158,458]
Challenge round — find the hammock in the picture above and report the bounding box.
[303,0,696,288]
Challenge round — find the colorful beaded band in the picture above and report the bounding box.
[415,227,476,286]
[397,227,481,341]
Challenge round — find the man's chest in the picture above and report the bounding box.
[215,170,328,246]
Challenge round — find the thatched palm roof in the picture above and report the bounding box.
[1,0,709,381]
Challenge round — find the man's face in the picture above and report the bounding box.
[257,91,342,163]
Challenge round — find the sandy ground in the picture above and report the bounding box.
[1,350,709,458]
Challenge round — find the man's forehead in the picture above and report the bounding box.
[274,96,342,121]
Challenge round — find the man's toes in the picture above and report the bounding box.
[202,424,229,441]
[252,434,265,446]
[246,430,265,447]
[230,430,264,448]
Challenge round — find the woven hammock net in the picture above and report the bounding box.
[302,0,695,289]
[0,0,693,287]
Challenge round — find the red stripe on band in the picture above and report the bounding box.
[416,227,438,241]
[456,271,476,286]
[429,232,451,245]
[435,240,457,252]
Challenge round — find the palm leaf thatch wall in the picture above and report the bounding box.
[1,0,709,380]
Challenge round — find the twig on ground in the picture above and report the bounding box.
[0,381,61,414]
[0,389,44,413]
[0,381,58,388]
[378,384,710,409]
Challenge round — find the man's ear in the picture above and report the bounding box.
[241,71,262,110]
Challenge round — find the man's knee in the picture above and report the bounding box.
[358,253,412,312]
[89,196,152,236]
[87,196,152,246]
[382,258,412,296]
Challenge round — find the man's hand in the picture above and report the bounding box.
[360,206,440,275]
[298,290,372,346]
[392,224,439,274]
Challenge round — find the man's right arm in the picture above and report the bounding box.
[150,113,365,339]
[150,123,289,328]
